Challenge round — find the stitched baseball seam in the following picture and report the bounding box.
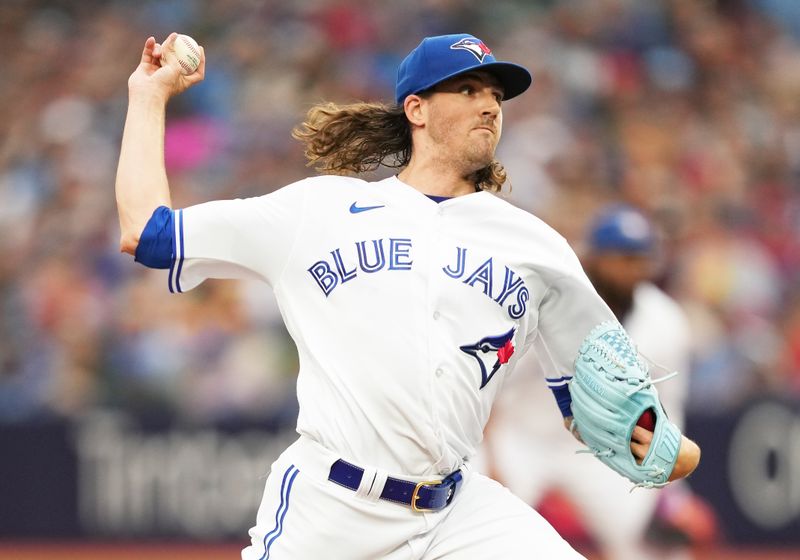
[180,36,200,58]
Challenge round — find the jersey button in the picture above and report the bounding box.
[433,311,440,320]
[435,368,444,377]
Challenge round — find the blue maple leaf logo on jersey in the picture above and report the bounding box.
[460,327,516,389]
[450,38,493,63]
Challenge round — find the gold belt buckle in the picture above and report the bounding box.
[411,480,442,513]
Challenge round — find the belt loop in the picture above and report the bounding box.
[355,465,377,499]
[365,470,388,503]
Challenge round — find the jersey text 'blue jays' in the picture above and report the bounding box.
[307,241,529,320]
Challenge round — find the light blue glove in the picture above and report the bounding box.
[568,321,682,489]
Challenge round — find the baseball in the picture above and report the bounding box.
[162,33,201,75]
[636,408,656,431]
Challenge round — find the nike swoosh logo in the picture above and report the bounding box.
[349,202,385,214]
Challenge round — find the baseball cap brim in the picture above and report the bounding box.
[422,61,532,101]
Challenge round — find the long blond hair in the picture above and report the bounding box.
[291,101,507,192]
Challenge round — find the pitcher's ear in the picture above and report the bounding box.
[403,94,426,127]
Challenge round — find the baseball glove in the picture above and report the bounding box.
[568,321,682,489]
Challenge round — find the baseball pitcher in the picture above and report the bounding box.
[116,32,701,559]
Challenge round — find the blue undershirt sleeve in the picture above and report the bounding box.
[550,385,573,417]
[134,206,174,269]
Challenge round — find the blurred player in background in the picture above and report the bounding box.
[481,204,695,560]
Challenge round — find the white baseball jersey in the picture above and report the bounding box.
[167,174,616,477]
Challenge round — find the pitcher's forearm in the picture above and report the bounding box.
[115,92,172,254]
[116,34,206,254]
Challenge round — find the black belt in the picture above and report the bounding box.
[328,459,463,512]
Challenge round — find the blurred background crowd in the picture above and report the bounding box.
[2,0,800,431]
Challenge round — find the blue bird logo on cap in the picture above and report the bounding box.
[450,37,492,63]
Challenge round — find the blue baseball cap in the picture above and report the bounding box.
[395,34,532,104]
[588,205,657,254]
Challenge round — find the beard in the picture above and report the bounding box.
[461,138,496,174]
[428,115,499,176]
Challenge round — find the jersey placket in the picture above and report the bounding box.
[425,202,465,475]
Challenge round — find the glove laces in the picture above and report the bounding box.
[624,370,679,397]
[576,448,614,458]
[630,467,669,491]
